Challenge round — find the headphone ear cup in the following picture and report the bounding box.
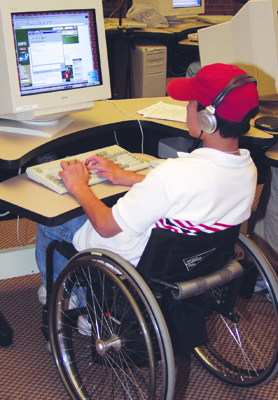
[197,109,218,134]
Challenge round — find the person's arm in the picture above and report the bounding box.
[69,180,121,238]
[85,154,145,186]
[59,156,145,237]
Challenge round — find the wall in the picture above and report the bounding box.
[102,0,245,18]
[205,0,245,15]
[103,0,132,18]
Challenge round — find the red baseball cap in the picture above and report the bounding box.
[167,63,259,122]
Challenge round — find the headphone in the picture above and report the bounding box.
[197,74,257,134]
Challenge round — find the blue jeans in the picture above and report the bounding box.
[35,214,88,287]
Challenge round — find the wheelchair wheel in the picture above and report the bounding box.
[192,232,278,388]
[49,249,175,400]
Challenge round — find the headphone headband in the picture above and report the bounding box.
[208,74,257,114]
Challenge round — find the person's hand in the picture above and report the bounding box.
[85,154,142,185]
[59,157,123,238]
[59,159,90,194]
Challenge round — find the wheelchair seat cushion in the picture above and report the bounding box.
[136,225,240,283]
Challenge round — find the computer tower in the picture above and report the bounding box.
[114,40,167,98]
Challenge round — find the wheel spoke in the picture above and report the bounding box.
[49,252,174,399]
[193,234,278,388]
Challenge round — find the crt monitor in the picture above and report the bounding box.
[198,0,278,110]
[0,0,111,137]
[132,0,205,22]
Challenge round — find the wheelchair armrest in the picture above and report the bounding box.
[171,259,243,300]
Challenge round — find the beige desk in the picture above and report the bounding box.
[0,161,152,227]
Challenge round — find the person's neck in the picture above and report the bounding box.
[202,131,240,155]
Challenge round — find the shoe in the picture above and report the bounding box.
[77,315,92,336]
[266,293,272,302]
[254,275,267,293]
[68,295,78,310]
[38,285,46,305]
[255,276,272,302]
[38,285,77,308]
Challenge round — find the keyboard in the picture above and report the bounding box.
[26,145,150,195]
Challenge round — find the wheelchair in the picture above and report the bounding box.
[45,224,278,400]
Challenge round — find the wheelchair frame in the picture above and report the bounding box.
[44,230,278,400]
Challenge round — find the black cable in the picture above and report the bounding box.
[188,130,203,153]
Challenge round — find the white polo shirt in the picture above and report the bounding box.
[73,148,257,265]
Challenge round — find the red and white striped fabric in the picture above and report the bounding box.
[155,218,233,236]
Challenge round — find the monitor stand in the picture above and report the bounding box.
[0,115,75,138]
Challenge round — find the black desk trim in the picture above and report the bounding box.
[239,134,274,147]
[264,155,278,168]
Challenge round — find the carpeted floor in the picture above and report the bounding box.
[1,272,278,400]
[0,218,37,250]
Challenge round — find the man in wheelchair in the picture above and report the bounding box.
[35,63,278,399]
[36,62,259,307]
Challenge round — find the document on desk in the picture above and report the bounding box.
[137,101,187,123]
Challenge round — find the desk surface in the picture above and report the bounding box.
[0,164,152,226]
[178,38,199,46]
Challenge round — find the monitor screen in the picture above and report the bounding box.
[198,0,278,107]
[133,0,204,21]
[0,0,111,137]
[173,0,202,10]
[12,11,102,97]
